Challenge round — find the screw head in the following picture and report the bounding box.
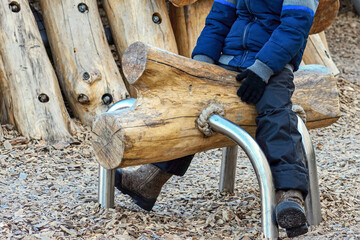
[78,3,89,13]
[9,2,21,12]
[152,14,161,24]
[38,93,49,103]
[102,94,113,105]
[82,72,90,81]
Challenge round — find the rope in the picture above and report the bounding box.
[197,103,305,136]
[196,103,225,137]
[292,104,307,123]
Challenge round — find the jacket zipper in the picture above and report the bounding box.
[239,0,257,66]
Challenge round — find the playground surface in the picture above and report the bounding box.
[0,1,359,239]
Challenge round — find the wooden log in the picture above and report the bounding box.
[318,31,329,52]
[303,33,340,76]
[102,0,178,57]
[169,0,213,58]
[0,0,74,143]
[92,42,340,169]
[39,0,129,126]
[169,0,199,7]
[310,0,339,34]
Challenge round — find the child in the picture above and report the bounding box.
[115,0,318,237]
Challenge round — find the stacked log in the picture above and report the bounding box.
[0,0,341,145]
[103,0,178,56]
[0,0,74,143]
[39,0,129,126]
[169,0,213,57]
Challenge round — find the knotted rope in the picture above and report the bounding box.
[197,103,305,136]
[196,103,225,137]
[292,104,307,123]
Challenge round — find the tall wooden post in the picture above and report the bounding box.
[102,0,178,56]
[0,0,74,143]
[169,0,213,57]
[39,0,129,126]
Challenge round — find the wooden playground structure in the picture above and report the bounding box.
[0,0,342,239]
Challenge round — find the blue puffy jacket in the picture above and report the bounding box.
[192,0,319,82]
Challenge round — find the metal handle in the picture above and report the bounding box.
[208,115,278,239]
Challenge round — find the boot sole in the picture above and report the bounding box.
[286,224,309,238]
[276,201,307,229]
[115,169,156,211]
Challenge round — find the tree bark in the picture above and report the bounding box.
[102,0,178,57]
[169,0,213,57]
[0,0,74,143]
[303,33,340,76]
[92,42,340,169]
[39,0,129,126]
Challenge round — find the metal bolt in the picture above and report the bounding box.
[102,94,113,105]
[38,93,49,103]
[78,3,89,13]
[9,2,21,12]
[83,72,90,81]
[78,94,90,104]
[152,14,161,24]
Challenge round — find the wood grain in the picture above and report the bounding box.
[103,0,178,56]
[39,0,129,126]
[0,0,74,143]
[169,0,199,7]
[92,42,340,169]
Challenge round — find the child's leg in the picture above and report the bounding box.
[255,66,309,237]
[115,155,194,211]
[152,154,194,176]
[255,66,309,196]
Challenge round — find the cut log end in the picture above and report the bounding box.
[122,42,149,85]
[92,113,125,169]
[169,0,198,7]
[310,0,340,34]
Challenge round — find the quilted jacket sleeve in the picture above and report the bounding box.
[191,0,237,62]
[253,0,319,76]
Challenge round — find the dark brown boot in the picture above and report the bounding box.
[115,164,172,211]
[276,190,308,238]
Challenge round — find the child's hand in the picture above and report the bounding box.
[236,70,266,104]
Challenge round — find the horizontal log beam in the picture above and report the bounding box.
[92,42,340,169]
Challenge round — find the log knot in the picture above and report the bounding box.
[292,104,307,123]
[197,103,225,137]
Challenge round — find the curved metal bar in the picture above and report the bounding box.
[208,115,278,239]
[99,98,137,209]
[297,116,322,226]
[107,98,136,113]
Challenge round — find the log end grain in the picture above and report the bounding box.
[310,0,340,34]
[122,42,149,85]
[92,112,125,169]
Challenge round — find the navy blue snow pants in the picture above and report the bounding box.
[153,66,309,196]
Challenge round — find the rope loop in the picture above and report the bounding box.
[196,103,225,137]
[292,104,307,123]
